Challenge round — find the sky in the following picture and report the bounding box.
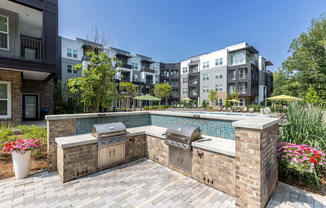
[58,0,326,72]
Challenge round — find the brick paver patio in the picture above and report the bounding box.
[0,158,325,208]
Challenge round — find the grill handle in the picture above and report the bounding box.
[162,133,166,136]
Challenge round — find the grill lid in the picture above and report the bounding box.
[166,124,201,142]
[92,122,126,138]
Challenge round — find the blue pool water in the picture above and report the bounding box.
[177,111,258,117]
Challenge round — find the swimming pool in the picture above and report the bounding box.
[175,111,258,117]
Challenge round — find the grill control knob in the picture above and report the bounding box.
[115,138,118,141]
[109,139,112,142]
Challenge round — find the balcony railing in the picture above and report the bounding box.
[0,35,43,61]
[239,74,248,80]
[170,73,179,78]
[141,68,155,73]
[116,63,132,69]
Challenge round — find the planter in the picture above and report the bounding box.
[12,151,31,179]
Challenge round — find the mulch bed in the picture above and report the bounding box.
[279,176,326,196]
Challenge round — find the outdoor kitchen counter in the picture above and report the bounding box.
[127,125,167,139]
[127,125,235,157]
[55,134,96,148]
[192,136,235,157]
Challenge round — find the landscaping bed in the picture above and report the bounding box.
[0,125,47,180]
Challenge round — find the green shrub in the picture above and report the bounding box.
[202,100,207,108]
[279,102,326,151]
[193,100,198,107]
[18,125,47,141]
[0,123,17,147]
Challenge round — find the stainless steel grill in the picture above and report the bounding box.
[92,122,127,169]
[92,122,127,146]
[165,124,202,173]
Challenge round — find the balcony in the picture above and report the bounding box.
[116,63,132,69]
[171,83,179,88]
[0,34,43,61]
[141,68,155,73]
[170,73,179,78]
[171,93,179,98]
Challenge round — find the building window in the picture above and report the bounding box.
[215,85,218,91]
[183,67,188,73]
[0,81,11,118]
[230,50,246,65]
[183,77,188,83]
[67,48,72,57]
[132,63,138,69]
[219,84,223,92]
[229,70,236,80]
[218,99,223,106]
[67,64,72,73]
[203,74,209,81]
[203,86,209,93]
[73,49,78,58]
[215,58,223,66]
[183,88,188,94]
[239,68,247,79]
[246,98,250,106]
[0,15,9,50]
[215,71,223,79]
[155,77,158,84]
[239,98,244,106]
[239,83,247,94]
[203,61,209,69]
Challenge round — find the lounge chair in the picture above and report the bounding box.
[242,106,248,112]
[249,108,254,113]
[227,107,233,112]
[236,107,241,112]
[177,104,180,108]
[217,106,222,111]
[222,107,227,112]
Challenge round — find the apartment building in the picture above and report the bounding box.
[160,63,180,106]
[58,39,273,108]
[0,0,58,124]
[60,37,84,85]
[180,42,273,107]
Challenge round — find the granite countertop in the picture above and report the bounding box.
[55,125,236,157]
[192,136,235,157]
[55,134,97,148]
[127,125,167,139]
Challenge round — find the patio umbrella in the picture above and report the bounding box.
[183,98,192,101]
[266,94,303,112]
[228,99,240,102]
[228,99,240,107]
[134,95,161,111]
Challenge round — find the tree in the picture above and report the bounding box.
[119,82,136,110]
[208,90,218,108]
[272,69,301,97]
[68,51,120,112]
[305,85,321,105]
[193,100,198,107]
[230,87,239,100]
[153,83,172,106]
[281,14,326,100]
[201,100,207,108]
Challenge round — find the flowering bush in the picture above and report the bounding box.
[277,142,326,172]
[278,142,326,189]
[2,139,44,154]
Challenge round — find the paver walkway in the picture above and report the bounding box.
[0,158,325,208]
